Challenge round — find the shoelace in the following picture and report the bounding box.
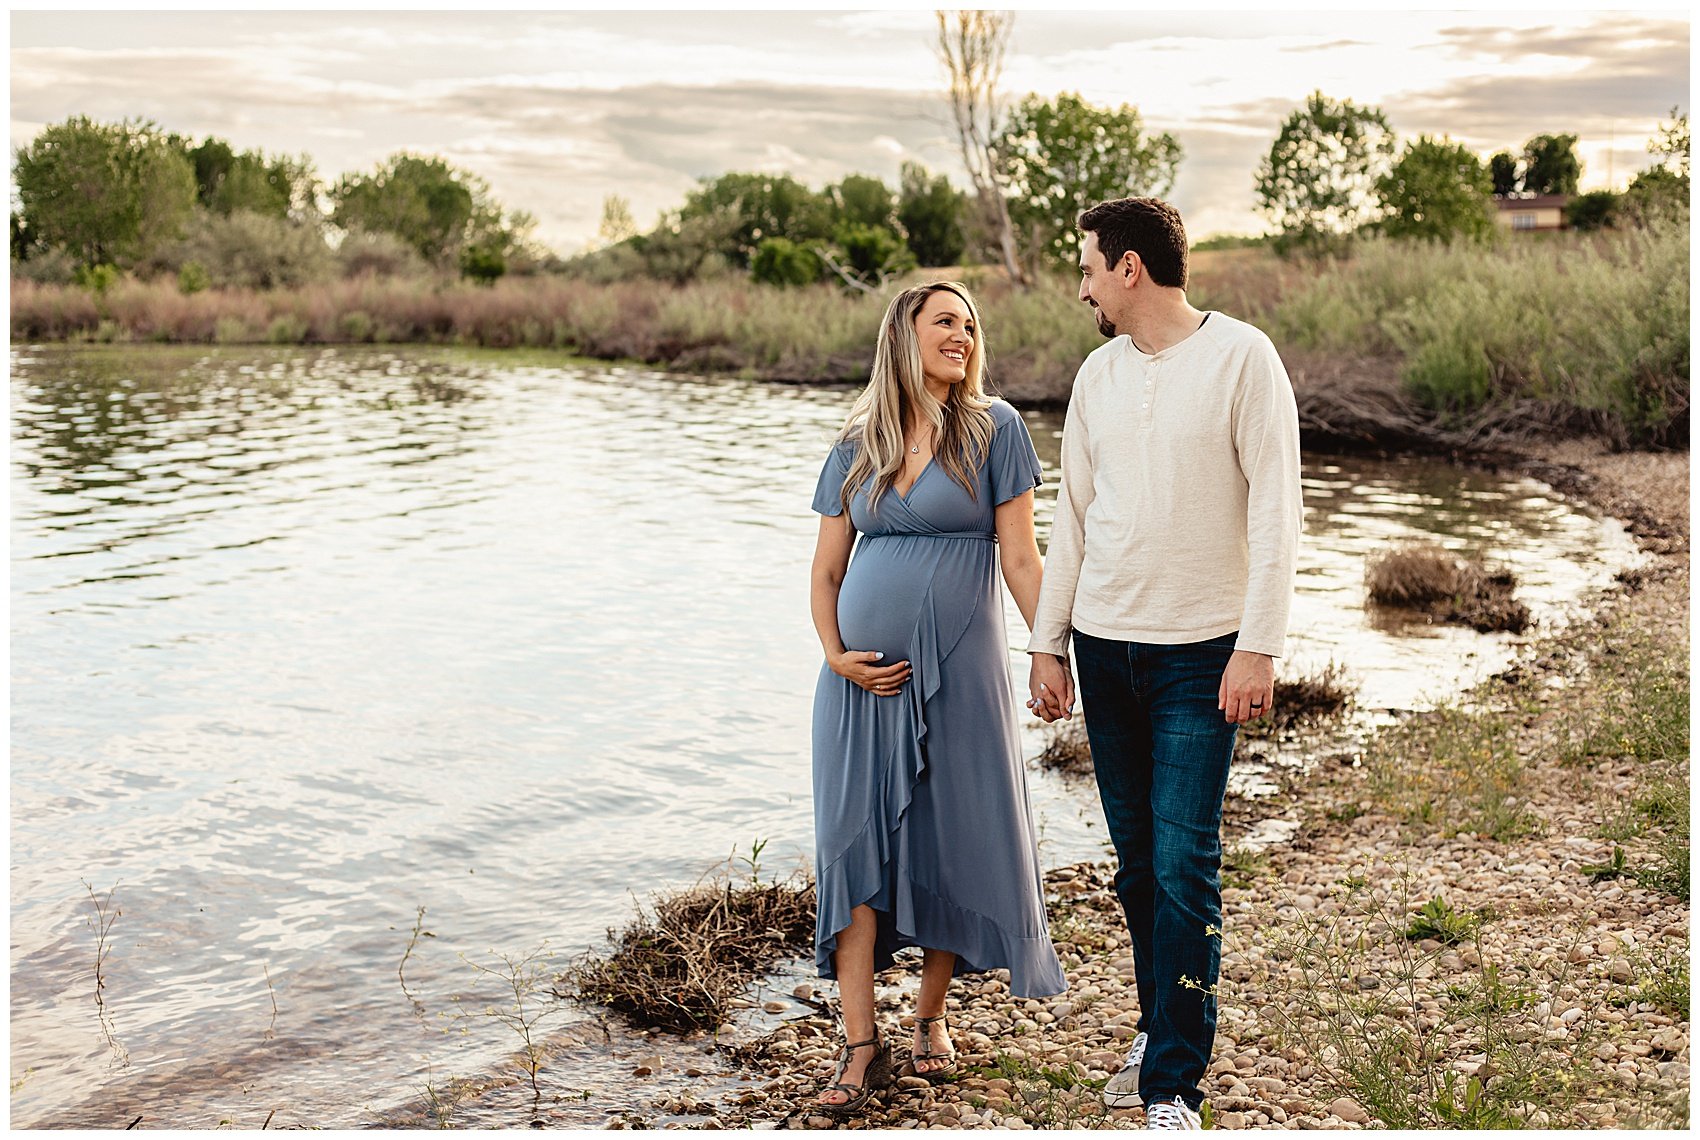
[1146,1101,1199,1130]
[1121,1033,1148,1072]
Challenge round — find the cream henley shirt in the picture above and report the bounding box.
[1027,312,1303,660]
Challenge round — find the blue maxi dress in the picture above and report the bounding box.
[810,399,1067,999]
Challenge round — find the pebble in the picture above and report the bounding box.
[1650,1027,1686,1054]
[1328,1097,1370,1124]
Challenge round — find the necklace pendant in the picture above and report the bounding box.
[911,445,920,454]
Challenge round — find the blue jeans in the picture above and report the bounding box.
[1073,629,1239,1112]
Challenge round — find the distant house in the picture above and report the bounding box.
[1494,194,1570,232]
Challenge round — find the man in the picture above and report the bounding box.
[1025,197,1301,1130]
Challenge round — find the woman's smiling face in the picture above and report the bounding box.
[913,289,976,388]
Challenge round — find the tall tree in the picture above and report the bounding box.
[13,116,196,268]
[1622,106,1691,224]
[170,135,316,221]
[1489,150,1520,197]
[330,153,486,265]
[1254,91,1395,256]
[597,194,638,246]
[1375,136,1496,243]
[897,161,967,267]
[677,172,831,267]
[935,9,1026,287]
[996,91,1181,270]
[1520,133,1581,196]
[828,174,898,231]
[1648,105,1689,179]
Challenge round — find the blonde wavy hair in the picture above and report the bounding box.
[838,281,996,515]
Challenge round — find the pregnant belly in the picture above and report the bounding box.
[835,536,990,663]
[836,557,924,662]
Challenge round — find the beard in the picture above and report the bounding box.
[1092,306,1117,338]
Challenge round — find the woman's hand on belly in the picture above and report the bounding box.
[831,650,912,697]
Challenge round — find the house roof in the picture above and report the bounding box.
[1494,194,1571,210]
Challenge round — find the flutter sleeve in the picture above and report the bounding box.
[811,440,855,517]
[988,407,1044,506]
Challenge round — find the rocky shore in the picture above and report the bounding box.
[621,441,1689,1131]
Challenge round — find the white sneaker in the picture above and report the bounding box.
[1144,1097,1202,1130]
[1101,1031,1148,1109]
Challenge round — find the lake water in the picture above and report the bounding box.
[8,345,1639,1127]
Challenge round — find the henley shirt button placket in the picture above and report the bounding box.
[1140,361,1157,428]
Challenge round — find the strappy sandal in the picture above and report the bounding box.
[899,1013,957,1082]
[813,1035,892,1117]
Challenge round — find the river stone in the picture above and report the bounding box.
[1651,1027,1686,1054]
[897,1077,931,1091]
[1215,1111,1247,1129]
[1328,1097,1370,1123]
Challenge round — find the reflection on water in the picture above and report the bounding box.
[9,345,1637,1127]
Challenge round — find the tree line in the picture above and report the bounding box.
[9,66,1687,295]
[1256,94,1689,256]
[10,116,543,290]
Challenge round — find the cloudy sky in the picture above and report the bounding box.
[10,4,1691,253]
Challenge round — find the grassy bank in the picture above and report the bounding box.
[12,222,1688,445]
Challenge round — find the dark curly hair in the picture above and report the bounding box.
[1078,197,1188,289]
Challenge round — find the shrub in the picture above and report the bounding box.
[177,261,211,294]
[75,264,122,294]
[750,237,823,287]
[338,310,374,342]
[214,315,252,344]
[459,243,506,284]
[1565,190,1620,232]
[1366,543,1530,633]
[336,229,430,279]
[172,209,333,289]
[567,864,815,1032]
[266,314,308,344]
[12,245,78,285]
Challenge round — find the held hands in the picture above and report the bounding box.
[833,650,912,697]
[1026,654,1074,722]
[1219,650,1275,724]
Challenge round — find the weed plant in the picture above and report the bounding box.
[567,847,815,1032]
[1365,543,1531,632]
[1251,866,1611,1128]
[1364,697,1539,841]
[1560,629,1690,900]
[969,1050,1111,1128]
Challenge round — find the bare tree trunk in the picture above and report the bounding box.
[934,10,1028,288]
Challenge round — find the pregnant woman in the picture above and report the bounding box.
[807,281,1066,1115]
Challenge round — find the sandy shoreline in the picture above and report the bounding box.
[626,439,1688,1131]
